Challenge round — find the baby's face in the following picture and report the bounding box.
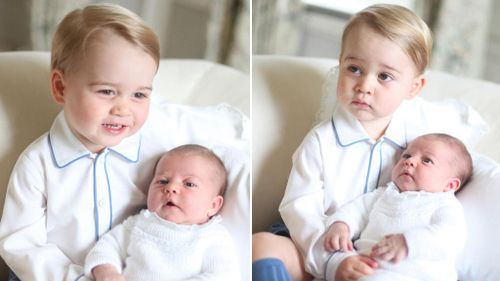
[391,137,460,193]
[147,152,223,225]
[51,28,157,153]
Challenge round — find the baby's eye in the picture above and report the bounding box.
[401,153,411,159]
[185,182,197,188]
[422,158,434,164]
[157,179,168,185]
[378,72,394,81]
[347,65,361,74]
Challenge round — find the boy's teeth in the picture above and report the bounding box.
[104,124,123,129]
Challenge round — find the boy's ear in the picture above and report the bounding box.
[207,195,224,217]
[50,69,66,105]
[407,74,426,99]
[445,178,461,192]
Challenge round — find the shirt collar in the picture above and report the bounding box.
[332,105,408,149]
[48,111,142,167]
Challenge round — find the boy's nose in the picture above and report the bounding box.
[355,76,374,95]
[110,97,131,116]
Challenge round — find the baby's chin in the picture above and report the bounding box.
[395,183,418,192]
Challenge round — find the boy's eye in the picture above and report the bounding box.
[98,89,114,95]
[133,92,148,99]
[347,65,361,74]
[378,73,393,81]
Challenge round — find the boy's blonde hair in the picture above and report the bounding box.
[340,4,433,74]
[51,3,160,74]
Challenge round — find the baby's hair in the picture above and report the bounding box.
[419,133,473,188]
[340,4,433,74]
[51,3,160,74]
[163,144,228,197]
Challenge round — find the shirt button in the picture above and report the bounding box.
[98,200,105,208]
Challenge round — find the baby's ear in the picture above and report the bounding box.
[446,178,461,192]
[50,69,66,105]
[408,74,426,99]
[207,195,224,217]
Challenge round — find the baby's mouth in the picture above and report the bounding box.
[164,200,178,208]
[401,171,414,179]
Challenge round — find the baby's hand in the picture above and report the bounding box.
[324,222,353,252]
[92,264,126,281]
[370,234,408,263]
[334,255,377,281]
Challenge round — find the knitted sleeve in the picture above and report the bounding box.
[183,225,240,281]
[83,215,135,278]
[404,199,466,260]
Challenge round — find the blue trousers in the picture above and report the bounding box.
[253,258,292,281]
[8,270,20,281]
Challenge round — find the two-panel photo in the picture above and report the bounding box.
[0,0,499,280]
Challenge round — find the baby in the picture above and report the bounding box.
[324,133,471,281]
[84,144,239,281]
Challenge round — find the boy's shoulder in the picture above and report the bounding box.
[16,131,51,161]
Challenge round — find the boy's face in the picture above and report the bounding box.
[147,152,224,225]
[391,137,461,193]
[50,29,157,153]
[336,24,424,137]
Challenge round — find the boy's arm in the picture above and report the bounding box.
[0,155,81,280]
[402,200,466,260]
[278,132,330,278]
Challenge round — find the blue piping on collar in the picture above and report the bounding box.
[48,133,142,168]
[331,118,408,193]
[108,135,142,163]
[331,118,370,147]
[48,133,90,168]
[382,136,407,150]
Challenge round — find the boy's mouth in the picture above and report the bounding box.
[102,123,127,134]
[351,100,371,109]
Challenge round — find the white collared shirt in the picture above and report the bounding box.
[279,105,412,278]
[0,112,173,281]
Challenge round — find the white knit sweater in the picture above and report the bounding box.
[324,182,466,281]
[84,210,239,281]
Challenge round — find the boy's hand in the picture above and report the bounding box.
[370,234,408,263]
[92,264,126,281]
[324,222,353,252]
[334,255,377,281]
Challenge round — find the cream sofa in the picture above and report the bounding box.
[0,51,250,280]
[253,55,500,281]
